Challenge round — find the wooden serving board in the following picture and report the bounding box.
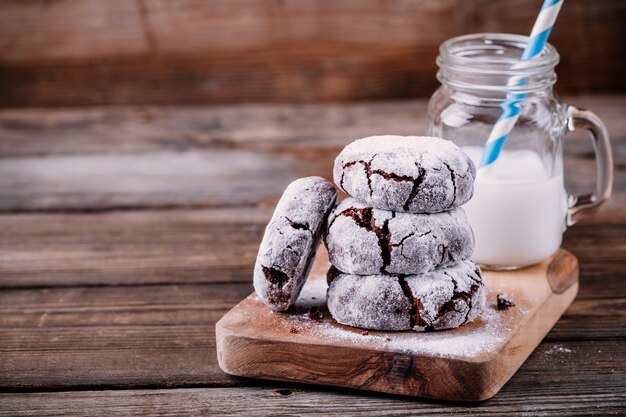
[216,247,578,402]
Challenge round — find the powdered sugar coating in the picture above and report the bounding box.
[254,177,337,311]
[327,260,485,331]
[407,261,486,331]
[334,135,476,213]
[325,197,474,275]
[327,273,412,330]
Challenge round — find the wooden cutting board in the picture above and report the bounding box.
[216,246,578,401]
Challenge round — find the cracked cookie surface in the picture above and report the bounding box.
[333,135,476,213]
[326,260,485,331]
[254,176,337,311]
[325,197,474,275]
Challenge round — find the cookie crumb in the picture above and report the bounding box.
[497,294,515,310]
[361,330,369,336]
[289,327,299,334]
[385,337,392,342]
[308,306,323,322]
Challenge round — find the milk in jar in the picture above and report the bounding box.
[462,147,568,268]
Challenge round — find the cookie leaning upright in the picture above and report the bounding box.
[254,176,337,311]
[333,135,476,213]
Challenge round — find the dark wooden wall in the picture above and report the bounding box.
[0,0,624,107]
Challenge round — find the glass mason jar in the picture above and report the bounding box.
[428,33,613,270]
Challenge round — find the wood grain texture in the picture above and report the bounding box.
[547,250,579,294]
[1,208,624,290]
[0,101,430,157]
[0,148,329,212]
[1,149,622,212]
[0,208,269,287]
[0,95,623,158]
[217,249,579,401]
[1,377,626,417]
[0,1,624,107]
[0,96,624,213]
[0,283,252,389]
[0,280,623,391]
[0,97,624,412]
[0,97,623,289]
[0,250,620,392]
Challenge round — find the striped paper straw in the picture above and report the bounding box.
[478,0,564,170]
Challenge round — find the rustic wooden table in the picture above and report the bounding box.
[0,96,624,416]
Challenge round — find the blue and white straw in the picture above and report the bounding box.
[478,0,564,170]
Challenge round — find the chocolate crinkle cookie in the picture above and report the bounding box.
[325,197,474,275]
[254,176,337,311]
[333,135,476,213]
[326,260,486,332]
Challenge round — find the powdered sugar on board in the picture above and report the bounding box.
[248,271,535,360]
[218,249,578,400]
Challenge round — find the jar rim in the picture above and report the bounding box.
[438,33,559,76]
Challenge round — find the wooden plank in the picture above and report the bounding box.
[564,224,626,262]
[0,101,430,157]
[0,206,624,290]
[0,348,624,417]
[0,1,624,106]
[0,280,623,390]
[0,101,622,411]
[0,283,251,389]
[0,208,269,287]
[0,130,624,214]
[0,147,333,212]
[0,96,623,158]
[4,288,619,340]
[0,0,148,61]
[217,250,580,401]
[545,298,626,341]
[0,283,253,328]
[0,152,614,213]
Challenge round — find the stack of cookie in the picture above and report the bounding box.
[325,136,486,331]
[252,135,486,333]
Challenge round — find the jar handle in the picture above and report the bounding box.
[565,106,613,225]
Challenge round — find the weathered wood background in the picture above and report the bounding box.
[1,0,625,107]
[0,1,624,414]
[0,96,624,415]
